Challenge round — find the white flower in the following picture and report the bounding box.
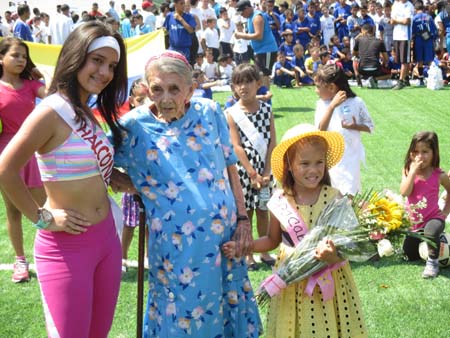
[181,221,196,236]
[191,306,205,320]
[211,220,224,235]
[377,239,394,257]
[165,181,180,199]
[151,218,162,232]
[198,168,213,182]
[179,267,194,284]
[166,302,176,316]
[157,136,170,152]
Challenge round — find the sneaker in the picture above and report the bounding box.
[392,80,405,90]
[121,259,128,274]
[12,260,30,283]
[405,78,411,86]
[419,79,425,86]
[368,76,377,89]
[422,258,439,279]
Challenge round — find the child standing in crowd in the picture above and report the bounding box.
[121,78,149,273]
[223,123,368,338]
[231,19,250,65]
[315,64,374,197]
[0,37,48,283]
[202,18,220,61]
[400,131,450,278]
[320,5,336,47]
[225,63,276,270]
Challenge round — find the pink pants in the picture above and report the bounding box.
[34,210,122,338]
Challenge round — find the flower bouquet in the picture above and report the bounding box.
[256,190,431,307]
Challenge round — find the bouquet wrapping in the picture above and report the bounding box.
[256,190,430,307]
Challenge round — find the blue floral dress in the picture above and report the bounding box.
[114,98,262,338]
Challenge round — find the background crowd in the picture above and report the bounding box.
[1,0,449,89]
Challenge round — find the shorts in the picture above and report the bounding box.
[413,39,434,63]
[254,52,277,76]
[393,40,411,64]
[359,65,388,78]
[0,134,43,188]
[121,193,141,228]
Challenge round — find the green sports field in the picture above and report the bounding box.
[1,85,449,337]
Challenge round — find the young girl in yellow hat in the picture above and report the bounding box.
[223,123,368,338]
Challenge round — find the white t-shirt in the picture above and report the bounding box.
[231,33,250,53]
[49,13,73,45]
[391,0,414,41]
[200,7,217,23]
[218,18,235,43]
[320,16,335,47]
[202,61,219,79]
[203,27,220,49]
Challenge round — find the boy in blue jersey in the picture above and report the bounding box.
[273,51,295,87]
[291,43,314,86]
[279,29,295,60]
[163,0,196,60]
[412,1,438,86]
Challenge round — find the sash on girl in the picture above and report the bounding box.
[38,94,123,237]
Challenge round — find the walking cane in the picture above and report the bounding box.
[134,195,146,338]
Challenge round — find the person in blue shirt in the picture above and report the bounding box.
[306,3,321,43]
[360,4,375,28]
[163,0,196,60]
[13,4,33,42]
[280,8,295,33]
[412,0,438,86]
[273,50,295,87]
[294,7,311,49]
[333,0,351,41]
[279,29,295,60]
[291,43,314,86]
[133,13,152,35]
[265,0,281,46]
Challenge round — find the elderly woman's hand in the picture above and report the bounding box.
[110,169,138,194]
[232,217,254,256]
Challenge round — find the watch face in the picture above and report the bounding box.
[40,209,53,223]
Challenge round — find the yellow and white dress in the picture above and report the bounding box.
[265,185,368,338]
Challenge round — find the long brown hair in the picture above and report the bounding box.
[404,131,440,174]
[0,37,36,80]
[48,21,128,148]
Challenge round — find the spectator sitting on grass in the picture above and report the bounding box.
[273,51,295,88]
[305,46,321,77]
[291,43,314,87]
[192,69,226,99]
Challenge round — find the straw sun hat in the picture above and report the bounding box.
[271,124,345,182]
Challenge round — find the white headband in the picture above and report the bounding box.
[87,36,121,60]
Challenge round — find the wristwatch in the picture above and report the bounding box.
[237,215,249,222]
[33,208,54,229]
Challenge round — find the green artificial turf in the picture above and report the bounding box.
[1,85,449,337]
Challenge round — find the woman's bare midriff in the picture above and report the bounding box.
[43,175,111,225]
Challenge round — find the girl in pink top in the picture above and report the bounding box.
[0,37,48,283]
[400,131,450,279]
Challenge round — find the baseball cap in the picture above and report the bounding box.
[142,1,153,10]
[236,0,252,13]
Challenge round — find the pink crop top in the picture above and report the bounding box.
[35,94,114,182]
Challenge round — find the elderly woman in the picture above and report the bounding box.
[112,51,262,337]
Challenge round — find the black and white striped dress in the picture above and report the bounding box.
[228,101,274,210]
